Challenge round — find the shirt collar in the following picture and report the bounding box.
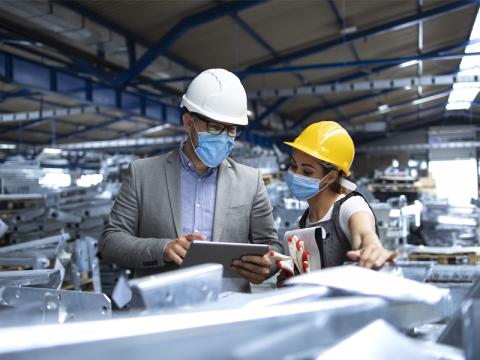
[179,141,217,177]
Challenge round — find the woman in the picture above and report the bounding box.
[278,121,397,275]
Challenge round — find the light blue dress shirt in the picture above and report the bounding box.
[179,145,218,241]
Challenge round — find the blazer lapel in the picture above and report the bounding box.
[212,160,233,241]
[165,150,181,237]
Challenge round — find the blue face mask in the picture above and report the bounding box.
[190,122,235,168]
[284,169,331,200]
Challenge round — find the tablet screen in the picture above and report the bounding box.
[181,241,270,278]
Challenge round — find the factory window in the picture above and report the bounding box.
[428,159,478,206]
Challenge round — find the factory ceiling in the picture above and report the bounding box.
[0,0,478,150]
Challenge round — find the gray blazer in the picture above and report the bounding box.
[100,149,283,278]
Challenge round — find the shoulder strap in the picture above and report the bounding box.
[298,209,309,228]
[331,191,379,236]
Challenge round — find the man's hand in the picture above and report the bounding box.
[231,252,272,284]
[347,244,399,269]
[163,233,206,265]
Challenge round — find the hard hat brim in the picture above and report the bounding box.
[284,141,351,176]
[180,93,248,126]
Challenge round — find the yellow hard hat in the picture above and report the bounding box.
[284,121,355,176]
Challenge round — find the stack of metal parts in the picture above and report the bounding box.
[369,194,424,251]
[267,182,307,242]
[0,186,114,244]
[0,155,136,300]
[370,166,420,203]
[0,263,475,359]
[0,233,112,328]
[0,160,44,194]
[420,199,480,247]
[0,232,104,291]
[231,144,281,175]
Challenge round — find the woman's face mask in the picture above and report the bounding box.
[284,169,332,200]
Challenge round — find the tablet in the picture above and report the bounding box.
[181,241,270,278]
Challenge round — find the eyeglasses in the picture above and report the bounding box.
[191,113,242,137]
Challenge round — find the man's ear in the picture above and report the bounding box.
[182,112,192,130]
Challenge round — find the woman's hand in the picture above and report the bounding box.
[347,242,399,269]
[348,211,399,269]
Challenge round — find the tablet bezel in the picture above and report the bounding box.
[181,241,270,278]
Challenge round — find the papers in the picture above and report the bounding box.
[284,226,326,271]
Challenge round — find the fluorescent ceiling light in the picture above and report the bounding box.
[0,144,16,149]
[42,148,62,155]
[378,104,390,113]
[141,123,172,135]
[446,9,480,111]
[154,71,171,79]
[340,26,357,35]
[446,101,472,111]
[412,91,449,105]
[399,60,419,68]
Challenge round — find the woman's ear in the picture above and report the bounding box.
[325,169,339,184]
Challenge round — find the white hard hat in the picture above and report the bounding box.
[180,68,248,126]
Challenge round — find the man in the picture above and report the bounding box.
[100,68,283,291]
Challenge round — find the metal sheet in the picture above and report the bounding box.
[438,278,480,348]
[380,261,434,282]
[462,300,480,360]
[0,297,387,360]
[129,263,223,310]
[0,233,69,255]
[0,287,111,326]
[285,265,449,305]
[316,320,464,360]
[0,255,50,269]
[47,209,82,224]
[0,269,61,288]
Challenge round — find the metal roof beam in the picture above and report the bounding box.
[245,0,478,70]
[54,116,135,141]
[346,89,450,123]
[248,97,289,130]
[114,1,266,88]
[296,92,387,127]
[354,137,480,154]
[248,74,480,99]
[230,13,276,56]
[444,3,480,111]
[0,118,96,142]
[47,135,187,151]
[230,11,347,123]
[387,102,447,125]
[141,38,480,86]
[0,106,99,125]
[325,0,361,62]
[0,49,182,131]
[58,0,199,73]
[243,51,480,77]
[288,38,480,130]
